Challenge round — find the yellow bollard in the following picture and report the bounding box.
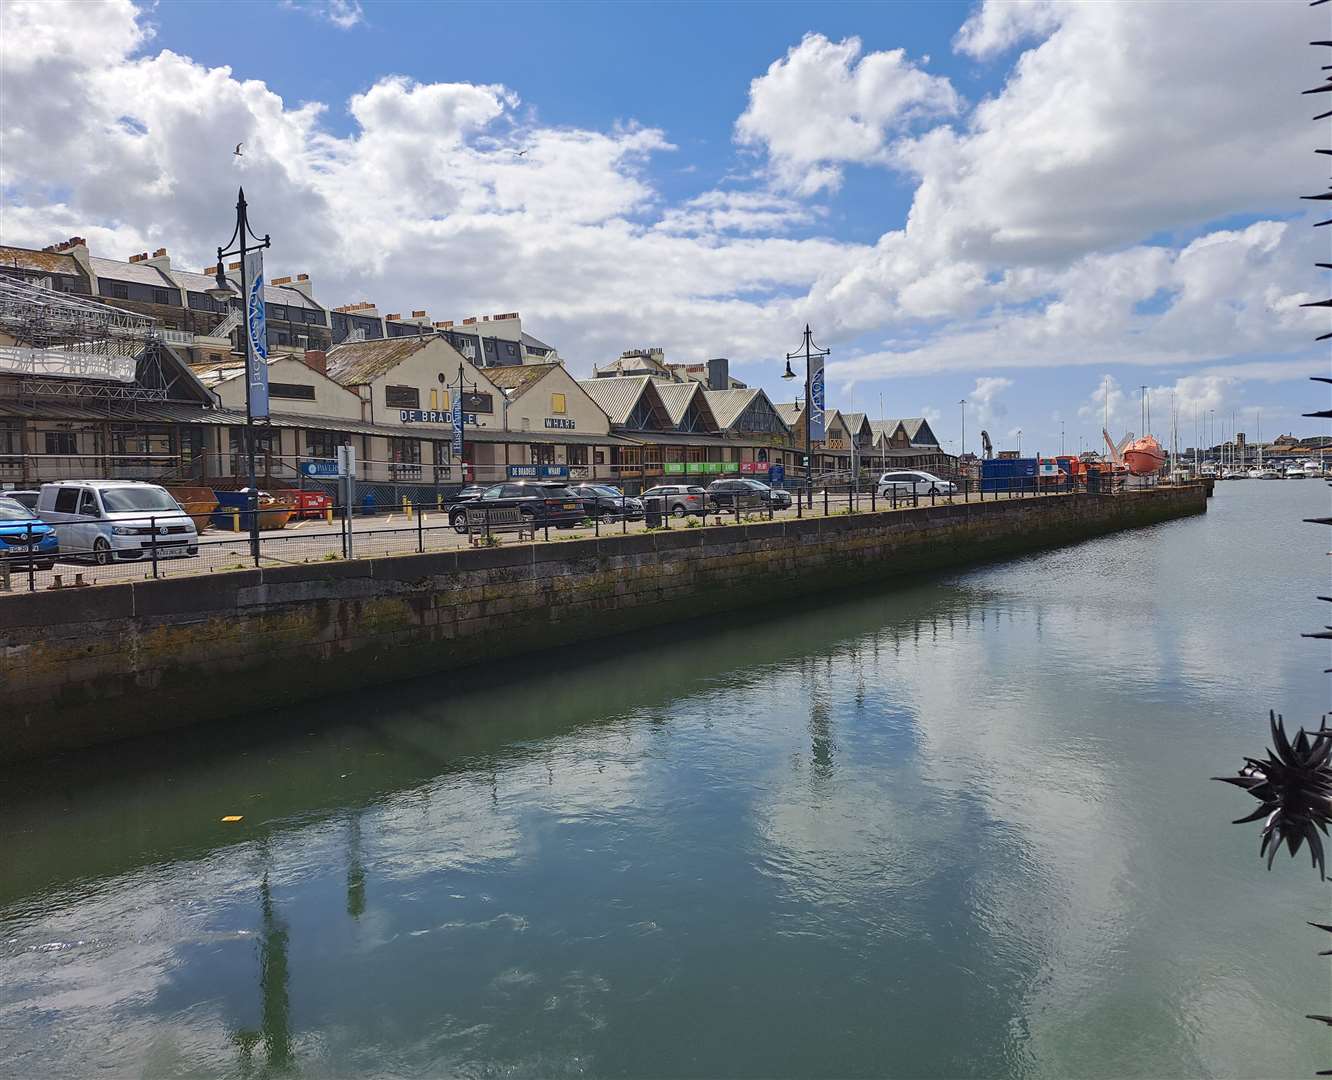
[436,493,443,511]
[231,509,240,531]
[324,505,333,524]
[403,497,413,520]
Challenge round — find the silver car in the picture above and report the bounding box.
[875,471,957,498]
[640,484,708,517]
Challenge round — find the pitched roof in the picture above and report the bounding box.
[485,362,558,398]
[774,401,804,426]
[655,381,718,430]
[842,412,871,438]
[0,246,83,278]
[90,256,177,289]
[702,388,763,430]
[901,418,938,446]
[326,335,433,386]
[577,375,671,428]
[520,331,555,353]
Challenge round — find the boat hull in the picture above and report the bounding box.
[1123,438,1166,477]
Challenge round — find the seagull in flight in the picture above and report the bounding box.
[234,142,244,157]
[510,148,528,157]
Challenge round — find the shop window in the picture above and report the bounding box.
[306,430,340,459]
[385,384,420,409]
[551,392,567,415]
[566,445,588,466]
[389,437,421,464]
[529,443,556,466]
[45,431,77,455]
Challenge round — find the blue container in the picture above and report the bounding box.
[212,490,261,531]
[981,458,1039,493]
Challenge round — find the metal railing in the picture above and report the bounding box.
[0,474,1165,594]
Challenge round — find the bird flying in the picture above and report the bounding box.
[234,142,244,157]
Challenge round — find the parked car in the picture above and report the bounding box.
[37,480,199,565]
[567,483,643,520]
[705,478,791,511]
[449,484,488,505]
[875,470,957,498]
[0,496,58,570]
[1,489,40,511]
[448,481,588,533]
[641,484,707,518]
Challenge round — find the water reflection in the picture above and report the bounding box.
[0,484,1327,1078]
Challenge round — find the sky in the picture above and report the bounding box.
[1,0,1329,455]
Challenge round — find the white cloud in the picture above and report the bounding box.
[734,33,959,196]
[281,0,366,30]
[0,0,1324,429]
[953,0,1063,59]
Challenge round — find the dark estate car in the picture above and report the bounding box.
[640,484,707,517]
[567,483,643,520]
[1,490,40,511]
[705,478,792,511]
[448,481,589,533]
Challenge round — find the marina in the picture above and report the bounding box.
[0,480,1325,1077]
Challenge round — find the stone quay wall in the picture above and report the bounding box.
[0,486,1205,760]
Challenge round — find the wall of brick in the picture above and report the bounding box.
[0,487,1205,760]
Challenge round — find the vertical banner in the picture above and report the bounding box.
[244,250,270,419]
[808,355,826,442]
[451,392,464,456]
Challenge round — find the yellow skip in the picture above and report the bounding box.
[220,815,243,823]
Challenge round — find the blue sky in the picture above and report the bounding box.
[2,0,1328,454]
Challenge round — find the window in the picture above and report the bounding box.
[429,388,438,411]
[0,420,20,456]
[567,445,587,466]
[505,342,518,358]
[551,393,567,415]
[54,487,79,513]
[388,437,420,464]
[152,288,169,305]
[270,383,317,401]
[529,444,556,466]
[385,385,420,409]
[104,281,129,300]
[432,440,451,465]
[306,430,340,459]
[45,431,77,455]
[78,489,100,516]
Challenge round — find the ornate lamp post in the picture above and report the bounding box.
[208,187,270,558]
[782,324,830,510]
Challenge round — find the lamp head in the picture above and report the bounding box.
[206,262,233,301]
[782,360,796,380]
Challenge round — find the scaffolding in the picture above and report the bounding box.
[0,275,157,384]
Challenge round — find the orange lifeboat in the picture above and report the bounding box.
[1122,435,1166,476]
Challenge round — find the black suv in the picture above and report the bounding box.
[448,481,589,533]
[567,483,644,520]
[705,478,792,511]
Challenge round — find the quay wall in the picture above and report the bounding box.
[0,486,1205,760]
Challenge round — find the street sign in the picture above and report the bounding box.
[769,464,785,485]
[507,464,539,478]
[336,444,357,477]
[299,460,338,477]
[539,465,568,478]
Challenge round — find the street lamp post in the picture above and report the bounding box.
[208,187,270,559]
[783,324,830,510]
[1017,429,1023,457]
[958,398,967,460]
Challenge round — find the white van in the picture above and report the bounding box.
[37,480,199,565]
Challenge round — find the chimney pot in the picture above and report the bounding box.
[153,247,167,258]
[387,313,400,321]
[271,275,292,285]
[297,273,309,281]
[228,262,241,270]
[411,310,426,318]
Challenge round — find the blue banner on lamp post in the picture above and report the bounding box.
[808,355,826,442]
[451,394,464,456]
[244,250,269,419]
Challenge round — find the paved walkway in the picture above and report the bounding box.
[1,488,1066,594]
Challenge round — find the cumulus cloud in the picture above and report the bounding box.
[735,33,959,195]
[281,0,366,30]
[0,0,1324,424]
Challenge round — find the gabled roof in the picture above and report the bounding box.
[842,412,872,440]
[326,335,434,386]
[577,375,672,428]
[701,388,763,430]
[901,418,938,446]
[774,400,804,427]
[486,362,559,399]
[655,381,719,431]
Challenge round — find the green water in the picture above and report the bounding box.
[1,482,1328,1078]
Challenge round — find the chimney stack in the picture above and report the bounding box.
[707,357,730,391]
[303,349,327,375]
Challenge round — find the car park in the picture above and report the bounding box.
[448,481,589,533]
[705,478,791,511]
[875,470,956,497]
[567,483,643,520]
[640,484,707,517]
[36,480,199,565]
[0,496,58,570]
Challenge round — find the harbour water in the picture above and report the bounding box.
[1,481,1327,1078]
